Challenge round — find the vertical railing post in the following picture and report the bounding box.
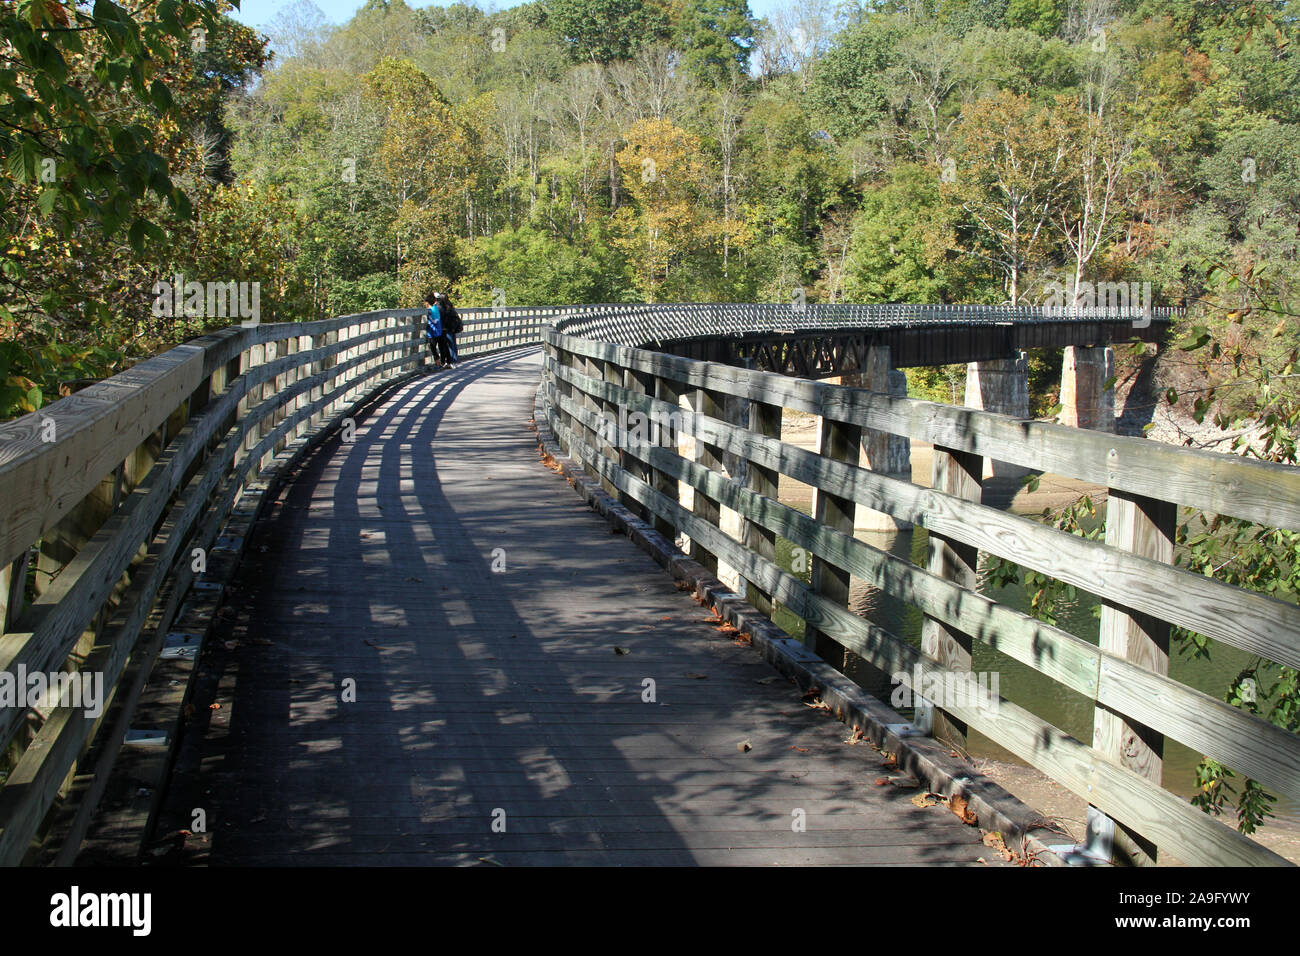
[259,337,281,472]
[807,414,860,664]
[622,365,655,523]
[743,397,782,618]
[1092,487,1176,865]
[919,445,983,747]
[652,375,686,542]
[688,381,727,576]
[241,340,264,462]
[579,351,608,486]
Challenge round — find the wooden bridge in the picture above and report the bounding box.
[1,302,1297,867]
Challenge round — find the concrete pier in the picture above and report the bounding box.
[1059,345,1116,432]
[964,353,1030,480]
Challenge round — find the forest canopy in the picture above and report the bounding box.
[1,0,1298,420]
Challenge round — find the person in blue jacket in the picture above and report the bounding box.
[424,293,445,368]
[434,292,460,367]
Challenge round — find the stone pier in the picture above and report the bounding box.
[1059,345,1116,432]
[964,352,1030,480]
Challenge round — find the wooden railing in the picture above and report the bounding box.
[539,326,1300,867]
[0,300,1195,865]
[0,307,547,865]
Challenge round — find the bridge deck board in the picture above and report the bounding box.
[163,348,1005,866]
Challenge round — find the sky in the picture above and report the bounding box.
[226,0,789,33]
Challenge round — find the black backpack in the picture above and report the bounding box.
[444,306,463,335]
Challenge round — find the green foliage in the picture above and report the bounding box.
[674,0,758,87]
[1003,0,1062,37]
[456,224,630,306]
[843,163,948,302]
[546,0,670,63]
[805,16,904,140]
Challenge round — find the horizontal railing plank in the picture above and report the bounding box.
[549,354,1300,671]
[549,330,1300,532]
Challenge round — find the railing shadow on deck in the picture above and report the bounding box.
[153,349,967,865]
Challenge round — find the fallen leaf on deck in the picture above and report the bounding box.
[791,746,809,753]
[614,646,630,655]
[874,777,889,787]
[949,793,978,825]
[911,792,941,809]
[209,703,222,711]
[737,739,752,752]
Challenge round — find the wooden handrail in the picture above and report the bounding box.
[540,324,1300,868]
[0,300,1198,865]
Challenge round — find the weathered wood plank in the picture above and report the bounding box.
[1094,489,1176,864]
[809,415,858,665]
[920,444,982,749]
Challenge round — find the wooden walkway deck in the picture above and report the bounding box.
[160,348,1005,866]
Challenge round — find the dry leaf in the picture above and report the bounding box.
[791,746,809,753]
[910,792,941,809]
[614,646,630,655]
[874,777,890,787]
[949,793,977,825]
[737,739,752,752]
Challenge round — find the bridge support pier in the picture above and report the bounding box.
[964,353,1030,481]
[1059,346,1116,432]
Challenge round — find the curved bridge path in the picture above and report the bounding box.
[161,347,1005,866]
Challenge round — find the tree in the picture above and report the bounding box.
[843,164,950,303]
[547,0,670,63]
[674,0,758,87]
[613,118,726,300]
[1051,97,1134,303]
[942,90,1071,303]
[806,16,905,141]
[363,59,474,300]
[0,0,264,417]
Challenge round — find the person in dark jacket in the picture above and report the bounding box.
[435,292,460,367]
[424,293,445,368]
